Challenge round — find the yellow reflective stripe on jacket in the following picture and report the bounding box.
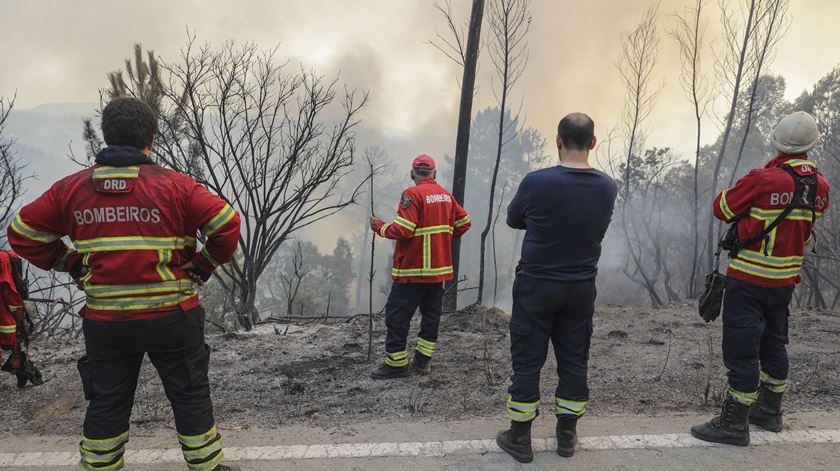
[0,324,16,334]
[393,216,417,232]
[156,250,177,281]
[719,190,737,220]
[729,258,801,280]
[749,207,821,221]
[378,223,390,237]
[736,250,803,268]
[414,225,454,236]
[92,166,140,179]
[392,266,454,277]
[200,247,220,268]
[455,215,471,227]
[73,236,197,253]
[11,214,61,243]
[84,280,195,298]
[200,204,236,237]
[785,159,814,168]
[86,292,196,311]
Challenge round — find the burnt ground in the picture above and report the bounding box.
[1,303,839,439]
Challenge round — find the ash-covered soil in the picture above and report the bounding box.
[2,303,839,439]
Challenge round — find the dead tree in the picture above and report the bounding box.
[616,4,664,306]
[366,152,377,362]
[279,241,311,318]
[0,94,26,244]
[726,0,790,186]
[476,0,530,305]
[705,0,760,271]
[430,0,487,310]
[671,0,712,298]
[156,38,368,329]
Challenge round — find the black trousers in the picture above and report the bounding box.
[79,306,222,470]
[507,276,595,421]
[722,277,794,394]
[384,282,443,356]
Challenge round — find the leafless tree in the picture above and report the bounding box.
[430,0,487,310]
[365,151,380,362]
[616,3,664,306]
[705,0,760,271]
[671,0,712,298]
[726,0,790,186]
[279,241,312,318]
[152,38,368,329]
[25,269,86,340]
[0,94,27,244]
[476,0,530,305]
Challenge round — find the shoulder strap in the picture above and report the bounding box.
[727,164,818,255]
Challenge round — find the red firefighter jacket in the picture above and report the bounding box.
[713,154,830,288]
[374,179,471,283]
[8,146,241,321]
[0,251,24,349]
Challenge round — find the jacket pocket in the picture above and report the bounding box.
[77,356,95,401]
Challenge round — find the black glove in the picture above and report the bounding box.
[698,271,726,323]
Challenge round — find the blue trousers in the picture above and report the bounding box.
[384,282,443,354]
[722,277,794,393]
[508,277,595,409]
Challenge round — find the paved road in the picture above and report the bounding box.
[2,411,839,470]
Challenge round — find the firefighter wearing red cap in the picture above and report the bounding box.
[368,154,471,379]
[8,98,241,471]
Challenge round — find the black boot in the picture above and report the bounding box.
[213,464,241,471]
[17,360,44,388]
[556,416,578,457]
[690,395,751,446]
[410,353,431,376]
[370,363,410,380]
[749,385,783,432]
[496,420,533,463]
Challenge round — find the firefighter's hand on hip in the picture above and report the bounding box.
[73,267,89,290]
[370,215,384,232]
[180,262,205,287]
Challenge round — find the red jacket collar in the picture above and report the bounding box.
[416,178,437,187]
[765,153,810,169]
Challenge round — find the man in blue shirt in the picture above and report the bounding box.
[497,113,618,463]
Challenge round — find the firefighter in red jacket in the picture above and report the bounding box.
[0,250,43,388]
[8,98,241,471]
[368,155,471,379]
[691,111,830,446]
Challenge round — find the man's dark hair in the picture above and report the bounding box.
[413,167,434,178]
[101,97,158,150]
[557,113,595,151]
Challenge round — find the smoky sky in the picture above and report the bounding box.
[2,0,839,165]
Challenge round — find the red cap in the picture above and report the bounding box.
[412,154,436,170]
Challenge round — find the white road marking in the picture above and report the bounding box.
[2,429,840,467]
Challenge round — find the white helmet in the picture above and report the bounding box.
[771,111,820,155]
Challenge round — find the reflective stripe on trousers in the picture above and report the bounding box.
[78,431,129,471]
[179,426,225,471]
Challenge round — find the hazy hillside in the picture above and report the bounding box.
[4,103,95,201]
